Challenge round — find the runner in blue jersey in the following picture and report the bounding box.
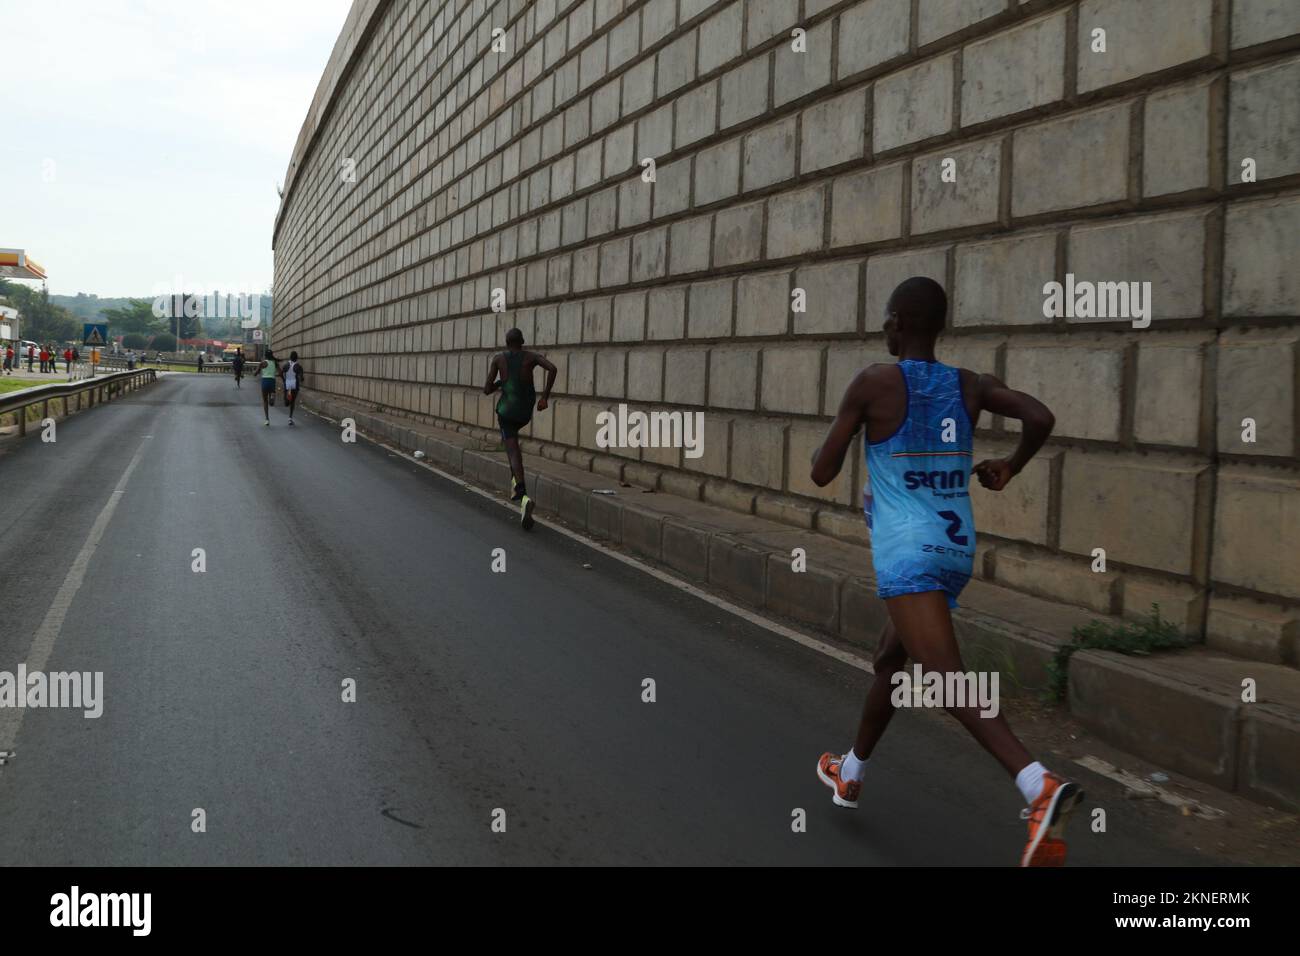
[863,354,976,607]
[809,276,1082,867]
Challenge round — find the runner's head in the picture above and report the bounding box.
[505,327,524,349]
[884,276,947,356]
[289,351,298,362]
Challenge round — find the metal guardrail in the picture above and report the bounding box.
[97,356,146,370]
[98,356,168,370]
[95,356,236,373]
[0,369,158,437]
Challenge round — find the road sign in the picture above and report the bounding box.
[83,323,108,346]
[251,329,263,341]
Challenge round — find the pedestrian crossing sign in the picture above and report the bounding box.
[83,323,108,346]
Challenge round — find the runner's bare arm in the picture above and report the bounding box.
[972,373,1055,491]
[811,369,872,487]
[483,354,501,395]
[531,352,557,410]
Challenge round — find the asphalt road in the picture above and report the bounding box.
[0,373,1211,865]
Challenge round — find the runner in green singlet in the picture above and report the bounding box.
[483,328,557,530]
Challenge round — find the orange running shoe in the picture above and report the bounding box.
[1020,773,1082,867]
[816,752,861,809]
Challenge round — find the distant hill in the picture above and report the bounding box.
[50,293,139,320]
[48,292,273,339]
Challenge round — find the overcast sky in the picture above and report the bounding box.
[1,0,354,298]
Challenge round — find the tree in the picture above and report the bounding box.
[174,294,204,340]
[102,299,162,336]
[151,332,177,352]
[0,280,78,343]
[122,333,149,350]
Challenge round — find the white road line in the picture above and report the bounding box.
[302,412,1221,822]
[310,409,874,675]
[1074,755,1226,819]
[0,437,151,756]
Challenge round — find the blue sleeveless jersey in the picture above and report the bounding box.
[863,360,975,607]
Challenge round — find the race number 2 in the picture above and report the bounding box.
[937,510,968,546]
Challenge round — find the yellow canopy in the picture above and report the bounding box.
[0,249,47,280]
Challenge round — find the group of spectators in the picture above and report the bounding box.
[2,343,80,375]
[121,350,164,370]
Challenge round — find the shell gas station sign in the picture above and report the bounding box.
[0,249,47,281]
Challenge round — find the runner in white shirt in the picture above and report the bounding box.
[280,351,304,426]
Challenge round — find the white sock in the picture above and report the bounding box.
[1016,761,1048,804]
[840,748,867,783]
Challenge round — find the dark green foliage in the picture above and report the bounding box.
[0,279,78,342]
[1046,604,1193,702]
[101,299,162,336]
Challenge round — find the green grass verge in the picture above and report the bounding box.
[1046,603,1194,703]
[0,378,42,395]
[106,363,198,373]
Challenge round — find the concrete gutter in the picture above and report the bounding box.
[306,394,1300,813]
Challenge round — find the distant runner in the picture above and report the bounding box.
[232,349,245,388]
[483,328,556,530]
[280,351,304,426]
[258,350,278,425]
[810,276,1081,867]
